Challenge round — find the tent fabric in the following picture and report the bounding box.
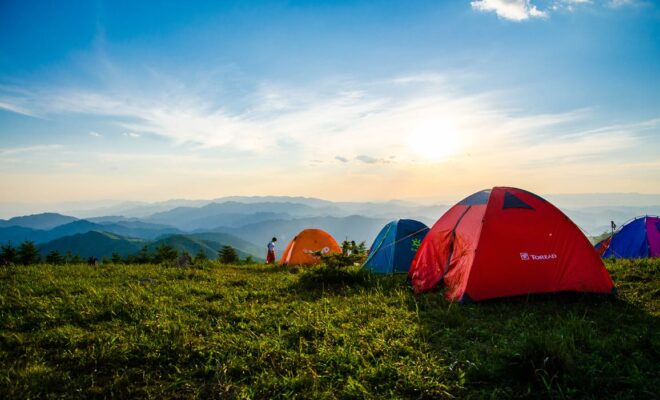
[363,219,429,274]
[409,187,615,302]
[279,229,341,266]
[599,216,660,258]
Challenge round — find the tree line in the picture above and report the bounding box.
[0,241,252,266]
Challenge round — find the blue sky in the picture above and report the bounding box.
[0,0,659,206]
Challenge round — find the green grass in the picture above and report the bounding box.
[0,259,658,399]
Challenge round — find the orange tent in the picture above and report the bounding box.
[279,229,341,266]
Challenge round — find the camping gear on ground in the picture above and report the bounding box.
[279,229,341,266]
[596,215,660,258]
[409,187,615,302]
[363,219,429,274]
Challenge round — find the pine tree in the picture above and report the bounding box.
[136,245,151,264]
[69,253,83,264]
[111,252,123,264]
[0,243,17,265]
[218,245,239,264]
[194,249,208,264]
[17,241,40,265]
[45,250,65,265]
[153,244,178,264]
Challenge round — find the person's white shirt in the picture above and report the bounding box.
[267,242,275,251]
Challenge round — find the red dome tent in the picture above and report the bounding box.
[409,187,615,302]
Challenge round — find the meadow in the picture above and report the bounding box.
[0,259,658,399]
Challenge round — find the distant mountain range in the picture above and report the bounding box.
[0,219,181,244]
[212,215,391,248]
[0,212,78,230]
[1,195,659,261]
[36,231,263,261]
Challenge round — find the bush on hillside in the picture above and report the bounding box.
[314,240,367,270]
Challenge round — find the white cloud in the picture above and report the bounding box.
[471,0,548,21]
[89,131,102,137]
[123,132,140,138]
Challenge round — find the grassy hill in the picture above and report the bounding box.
[1,219,182,245]
[0,258,657,398]
[37,231,147,258]
[36,230,263,261]
[148,234,262,261]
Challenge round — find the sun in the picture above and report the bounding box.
[407,118,462,161]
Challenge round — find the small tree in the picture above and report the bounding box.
[1,243,17,265]
[153,244,178,264]
[111,252,123,264]
[69,253,83,264]
[45,250,65,265]
[218,245,239,264]
[194,249,208,264]
[17,241,40,265]
[136,245,151,264]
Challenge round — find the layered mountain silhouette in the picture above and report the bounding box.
[2,195,659,262]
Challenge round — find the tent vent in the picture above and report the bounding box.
[458,190,491,206]
[503,192,534,210]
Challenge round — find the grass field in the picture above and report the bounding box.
[0,259,658,399]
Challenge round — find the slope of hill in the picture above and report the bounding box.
[185,232,263,258]
[148,235,260,261]
[36,230,263,260]
[38,231,147,258]
[0,212,77,230]
[0,219,182,245]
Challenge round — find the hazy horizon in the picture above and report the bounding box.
[1,1,659,207]
[2,191,660,220]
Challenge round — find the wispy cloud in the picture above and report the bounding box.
[89,131,102,137]
[0,144,64,156]
[0,71,653,175]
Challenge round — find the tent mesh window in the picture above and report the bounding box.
[458,189,491,205]
[502,191,534,210]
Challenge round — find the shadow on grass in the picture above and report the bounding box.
[409,285,660,399]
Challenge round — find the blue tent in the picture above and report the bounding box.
[597,215,660,258]
[363,219,429,274]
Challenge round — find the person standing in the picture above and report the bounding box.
[266,237,277,264]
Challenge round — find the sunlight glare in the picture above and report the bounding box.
[408,118,462,161]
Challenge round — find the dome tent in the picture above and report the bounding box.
[363,219,429,274]
[596,215,660,258]
[409,187,615,302]
[279,228,341,266]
